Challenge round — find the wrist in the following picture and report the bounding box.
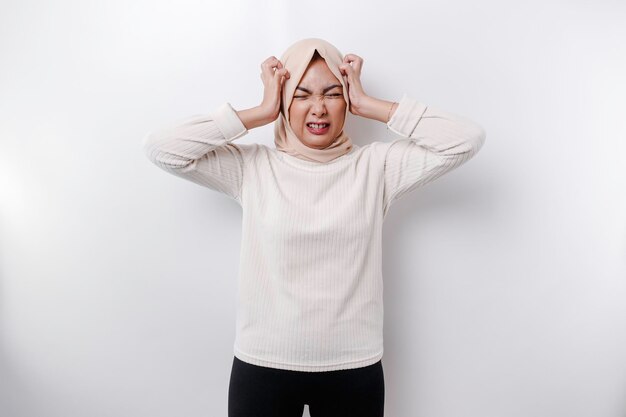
[237,106,272,130]
[354,95,397,123]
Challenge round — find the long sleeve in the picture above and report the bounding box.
[382,93,486,213]
[142,102,249,203]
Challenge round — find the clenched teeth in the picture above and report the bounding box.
[307,123,329,129]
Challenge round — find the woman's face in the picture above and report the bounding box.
[288,58,347,149]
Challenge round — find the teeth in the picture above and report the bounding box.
[308,123,328,129]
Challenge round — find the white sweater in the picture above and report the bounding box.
[143,93,486,372]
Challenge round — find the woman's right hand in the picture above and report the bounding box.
[258,56,290,123]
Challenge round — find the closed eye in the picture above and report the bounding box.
[293,94,342,99]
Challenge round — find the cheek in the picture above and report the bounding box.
[334,98,347,110]
[332,101,347,118]
[288,105,305,129]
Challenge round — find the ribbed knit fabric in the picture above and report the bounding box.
[143,93,486,372]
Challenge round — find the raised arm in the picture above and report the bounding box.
[338,53,486,213]
[142,55,291,203]
[142,102,250,203]
[381,93,486,212]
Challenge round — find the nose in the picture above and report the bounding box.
[311,96,327,117]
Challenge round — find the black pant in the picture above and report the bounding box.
[228,356,385,417]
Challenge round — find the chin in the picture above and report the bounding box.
[302,137,335,149]
[299,131,338,149]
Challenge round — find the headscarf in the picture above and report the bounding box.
[273,38,354,163]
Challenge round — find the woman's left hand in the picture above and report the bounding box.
[339,54,369,115]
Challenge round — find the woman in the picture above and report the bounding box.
[143,38,486,417]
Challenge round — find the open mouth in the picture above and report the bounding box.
[306,123,330,135]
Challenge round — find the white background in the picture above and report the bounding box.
[1,0,625,416]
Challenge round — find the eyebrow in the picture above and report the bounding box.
[295,84,343,94]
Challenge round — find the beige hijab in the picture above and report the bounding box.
[274,38,354,163]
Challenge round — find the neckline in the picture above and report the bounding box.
[275,145,360,171]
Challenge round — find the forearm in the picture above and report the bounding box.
[143,102,248,169]
[354,96,398,123]
[236,106,272,130]
[387,94,486,157]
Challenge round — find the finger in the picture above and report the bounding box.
[262,56,279,70]
[343,54,363,72]
[341,62,354,75]
[274,68,289,79]
[339,63,353,77]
